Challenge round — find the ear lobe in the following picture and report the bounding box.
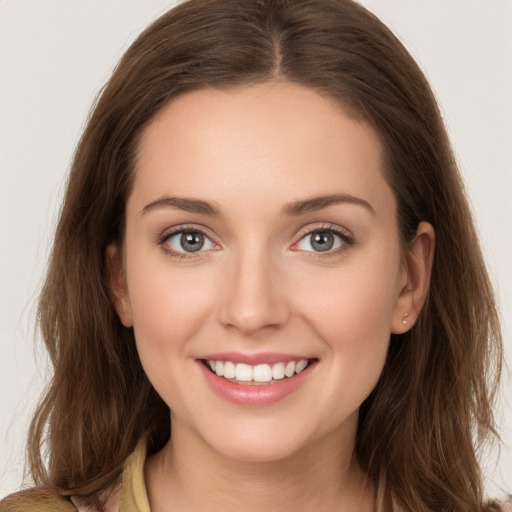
[391,221,435,334]
[106,243,133,328]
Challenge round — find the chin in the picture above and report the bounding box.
[194,414,332,465]
[209,434,307,464]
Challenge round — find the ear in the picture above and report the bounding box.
[106,242,133,328]
[391,221,435,334]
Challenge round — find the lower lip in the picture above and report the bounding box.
[198,361,315,406]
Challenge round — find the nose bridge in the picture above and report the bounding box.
[219,237,289,335]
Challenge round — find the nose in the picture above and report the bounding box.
[218,246,290,336]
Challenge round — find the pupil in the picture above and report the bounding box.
[181,232,204,252]
[311,231,334,252]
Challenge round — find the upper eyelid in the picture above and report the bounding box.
[159,223,217,242]
[294,223,353,240]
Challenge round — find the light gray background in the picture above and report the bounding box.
[1,0,511,499]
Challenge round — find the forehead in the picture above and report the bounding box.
[131,81,394,217]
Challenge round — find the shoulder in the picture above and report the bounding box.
[1,438,147,512]
[487,496,512,512]
[0,488,76,512]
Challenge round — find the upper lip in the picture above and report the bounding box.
[198,352,315,365]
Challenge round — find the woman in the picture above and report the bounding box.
[0,0,508,510]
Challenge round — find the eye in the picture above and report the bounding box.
[165,230,215,253]
[295,229,348,253]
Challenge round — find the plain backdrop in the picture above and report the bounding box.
[1,0,511,499]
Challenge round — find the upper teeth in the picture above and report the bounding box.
[208,359,309,383]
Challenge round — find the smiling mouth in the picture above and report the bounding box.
[202,359,317,385]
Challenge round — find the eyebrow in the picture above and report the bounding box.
[281,194,375,216]
[141,193,375,217]
[141,196,221,216]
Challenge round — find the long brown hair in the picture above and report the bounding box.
[28,0,503,510]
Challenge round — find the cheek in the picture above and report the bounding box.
[298,256,400,344]
[125,255,220,409]
[126,254,216,356]
[302,287,392,419]
[292,248,401,398]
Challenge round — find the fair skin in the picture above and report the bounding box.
[108,81,434,512]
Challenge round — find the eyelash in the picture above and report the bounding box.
[157,224,216,260]
[157,223,354,260]
[292,223,355,259]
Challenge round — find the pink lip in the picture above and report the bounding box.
[199,351,310,365]
[197,358,316,407]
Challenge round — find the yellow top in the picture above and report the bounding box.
[118,440,149,512]
[2,441,511,511]
[0,441,148,512]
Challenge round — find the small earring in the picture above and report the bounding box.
[402,312,409,325]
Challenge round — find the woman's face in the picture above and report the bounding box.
[111,81,414,463]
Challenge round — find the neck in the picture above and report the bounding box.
[145,419,375,512]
